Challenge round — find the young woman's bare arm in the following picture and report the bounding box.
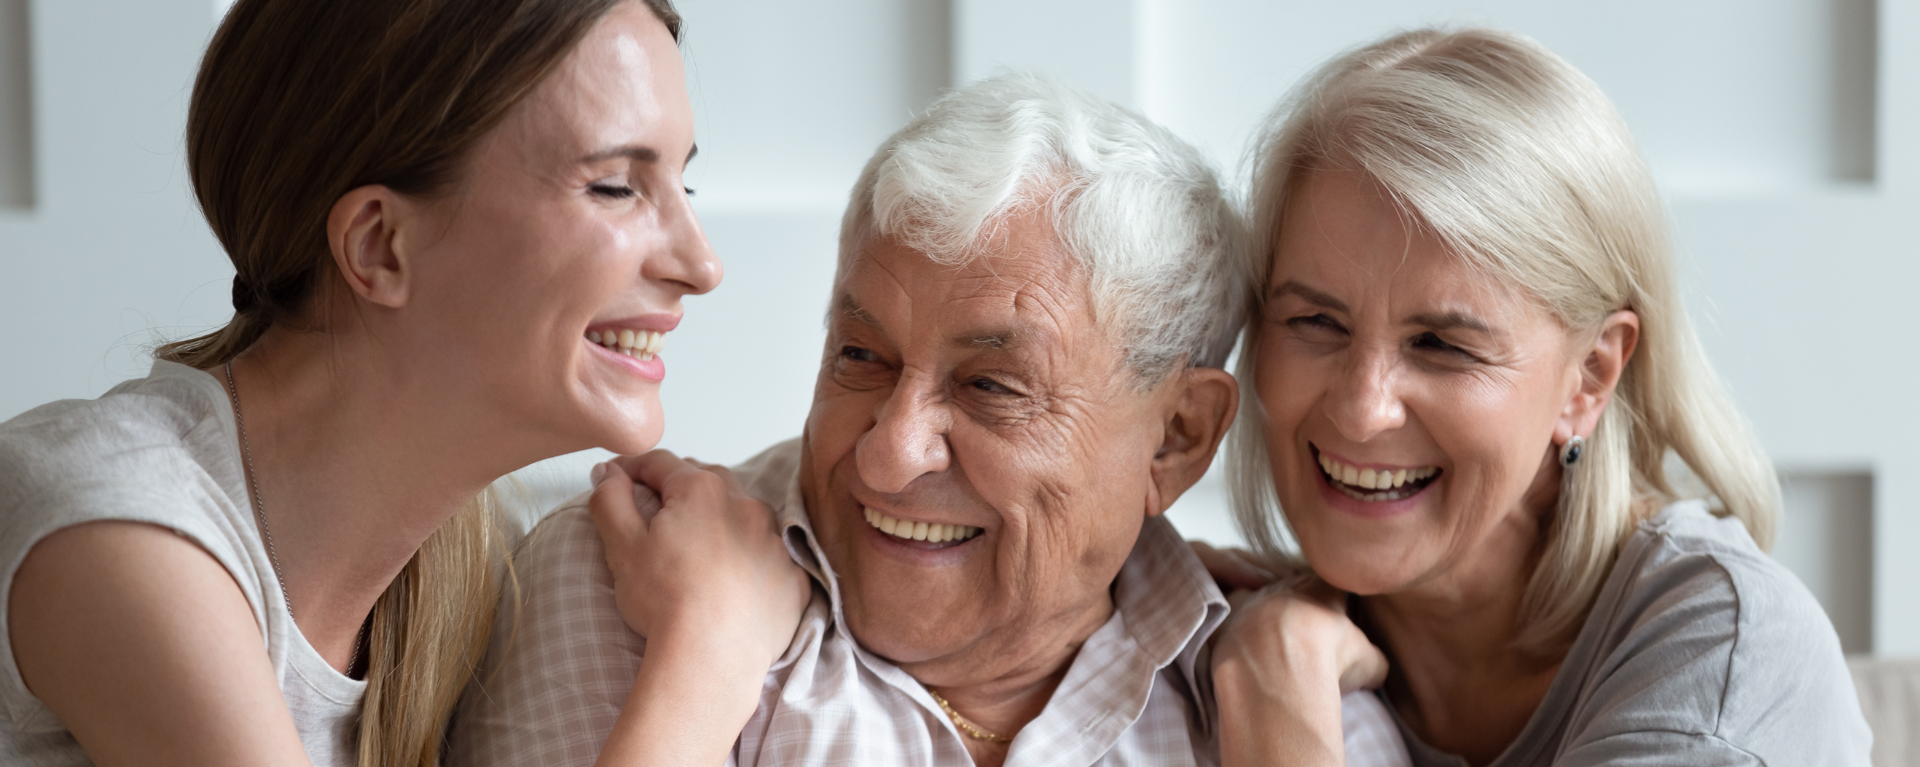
[9,521,313,767]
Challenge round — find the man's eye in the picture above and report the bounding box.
[589,183,636,200]
[840,345,881,363]
[969,377,1017,396]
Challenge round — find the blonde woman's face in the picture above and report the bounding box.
[1254,168,1584,597]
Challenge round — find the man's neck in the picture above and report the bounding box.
[898,593,1113,754]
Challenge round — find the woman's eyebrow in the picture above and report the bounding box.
[1269,280,1348,312]
[580,143,698,168]
[1407,311,1493,335]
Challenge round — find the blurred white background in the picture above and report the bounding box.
[1,0,1911,656]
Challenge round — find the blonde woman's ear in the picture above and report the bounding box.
[1558,309,1640,444]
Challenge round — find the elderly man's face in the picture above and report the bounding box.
[799,208,1186,685]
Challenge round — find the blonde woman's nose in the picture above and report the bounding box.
[1325,351,1406,443]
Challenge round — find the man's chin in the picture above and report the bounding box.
[840,600,981,667]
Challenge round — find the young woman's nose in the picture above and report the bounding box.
[1324,346,1407,443]
[855,370,953,494]
[644,187,722,296]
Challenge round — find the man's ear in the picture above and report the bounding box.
[327,185,419,309]
[1145,367,1239,518]
[1555,309,1640,446]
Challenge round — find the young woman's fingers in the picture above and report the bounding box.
[630,481,664,522]
[624,450,714,499]
[588,461,647,544]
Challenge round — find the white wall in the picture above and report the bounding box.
[2,0,1906,654]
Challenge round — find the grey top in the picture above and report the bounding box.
[0,361,364,766]
[1382,500,1872,766]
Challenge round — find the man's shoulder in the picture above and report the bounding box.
[514,435,807,571]
[730,436,804,508]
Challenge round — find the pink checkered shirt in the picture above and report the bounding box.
[448,439,1409,767]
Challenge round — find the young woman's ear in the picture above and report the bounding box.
[327,185,418,309]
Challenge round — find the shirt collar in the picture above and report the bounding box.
[735,438,1231,730]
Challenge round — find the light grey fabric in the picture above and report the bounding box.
[449,438,1410,766]
[1850,656,1920,767]
[1382,500,1872,766]
[0,361,364,767]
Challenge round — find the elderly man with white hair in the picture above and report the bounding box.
[448,73,1407,767]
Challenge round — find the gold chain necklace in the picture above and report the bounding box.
[927,689,1011,743]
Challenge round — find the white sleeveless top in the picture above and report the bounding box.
[0,360,363,766]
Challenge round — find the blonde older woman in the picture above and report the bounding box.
[1207,28,1873,766]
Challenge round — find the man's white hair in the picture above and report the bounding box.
[836,71,1245,380]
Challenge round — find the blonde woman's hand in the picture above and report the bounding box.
[587,451,812,667]
[1211,580,1388,767]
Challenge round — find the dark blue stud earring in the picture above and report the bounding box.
[1560,435,1585,467]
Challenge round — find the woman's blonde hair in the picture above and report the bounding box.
[159,0,680,762]
[1229,27,1782,654]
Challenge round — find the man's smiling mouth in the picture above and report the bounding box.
[864,506,982,545]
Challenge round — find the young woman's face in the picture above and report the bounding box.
[1254,167,1583,598]
[398,2,717,456]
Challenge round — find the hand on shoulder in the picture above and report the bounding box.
[1211,577,1389,767]
[587,451,811,666]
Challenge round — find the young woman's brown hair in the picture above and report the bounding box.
[163,1,679,765]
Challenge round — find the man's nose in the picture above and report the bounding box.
[855,371,952,494]
[1324,346,1407,443]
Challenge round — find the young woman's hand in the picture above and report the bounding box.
[588,450,812,667]
[585,451,814,767]
[1212,579,1389,767]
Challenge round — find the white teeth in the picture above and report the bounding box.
[1317,452,1440,497]
[863,506,980,545]
[586,328,668,361]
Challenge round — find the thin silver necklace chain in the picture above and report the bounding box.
[223,362,366,675]
[222,361,295,617]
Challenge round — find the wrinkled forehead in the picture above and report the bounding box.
[830,221,1112,355]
